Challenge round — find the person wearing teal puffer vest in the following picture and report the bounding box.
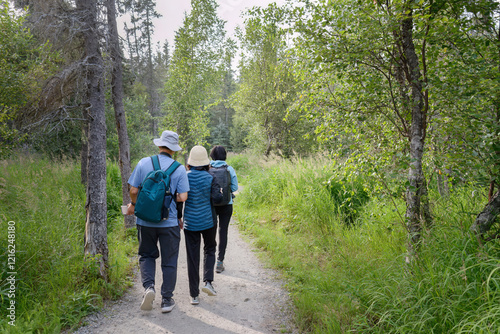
[183,146,222,305]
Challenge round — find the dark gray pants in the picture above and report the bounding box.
[137,224,180,298]
[184,226,217,298]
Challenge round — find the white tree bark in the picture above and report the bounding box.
[400,4,431,255]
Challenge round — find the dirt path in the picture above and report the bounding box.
[72,222,297,334]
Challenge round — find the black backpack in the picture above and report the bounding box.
[209,165,232,206]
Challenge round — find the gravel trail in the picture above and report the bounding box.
[71,221,297,334]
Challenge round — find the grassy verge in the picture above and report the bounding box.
[230,153,500,333]
[0,155,137,333]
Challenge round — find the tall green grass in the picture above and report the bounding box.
[231,154,499,333]
[0,156,137,333]
[351,189,500,333]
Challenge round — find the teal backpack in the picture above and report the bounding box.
[134,155,181,223]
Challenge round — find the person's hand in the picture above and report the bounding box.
[178,219,184,230]
[126,203,135,215]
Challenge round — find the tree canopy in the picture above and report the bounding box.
[0,2,58,156]
[1,0,499,237]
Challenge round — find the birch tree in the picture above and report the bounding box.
[291,0,433,254]
[233,4,317,156]
[163,0,229,157]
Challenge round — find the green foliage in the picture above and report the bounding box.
[106,81,159,163]
[207,52,237,150]
[58,290,100,328]
[325,176,370,225]
[0,156,136,332]
[209,119,231,149]
[233,4,318,157]
[122,91,157,162]
[289,0,411,166]
[163,0,232,150]
[237,153,371,233]
[351,189,499,333]
[120,0,161,66]
[30,113,83,159]
[106,161,123,223]
[234,153,498,333]
[226,154,251,176]
[425,2,500,187]
[0,3,59,157]
[287,0,500,189]
[354,238,500,333]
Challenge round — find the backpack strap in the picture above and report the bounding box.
[151,155,180,175]
[165,161,181,176]
[164,161,181,196]
[151,155,161,171]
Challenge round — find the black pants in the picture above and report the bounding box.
[184,226,217,297]
[214,205,233,262]
[137,224,181,298]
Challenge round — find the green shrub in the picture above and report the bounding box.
[226,153,251,175]
[325,176,370,225]
[237,155,370,232]
[106,161,123,223]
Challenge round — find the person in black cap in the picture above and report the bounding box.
[209,145,238,274]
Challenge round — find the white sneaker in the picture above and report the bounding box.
[140,286,155,311]
[202,282,217,296]
[190,296,199,305]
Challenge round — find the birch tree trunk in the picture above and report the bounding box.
[77,0,109,279]
[106,0,135,228]
[400,4,431,255]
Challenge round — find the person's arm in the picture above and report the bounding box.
[176,200,184,229]
[176,201,184,218]
[176,192,187,229]
[176,192,188,202]
[229,166,238,193]
[127,186,139,215]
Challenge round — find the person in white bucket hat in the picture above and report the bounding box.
[127,130,189,313]
[183,145,223,305]
[153,130,182,152]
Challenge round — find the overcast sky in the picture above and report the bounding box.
[129,0,287,47]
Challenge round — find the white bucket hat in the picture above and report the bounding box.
[188,145,210,167]
[153,130,182,151]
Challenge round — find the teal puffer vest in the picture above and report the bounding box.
[184,169,215,231]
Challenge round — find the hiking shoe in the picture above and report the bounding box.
[202,282,217,296]
[161,297,175,313]
[216,261,224,273]
[140,286,155,311]
[190,296,199,305]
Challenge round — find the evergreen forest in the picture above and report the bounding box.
[0,0,499,332]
